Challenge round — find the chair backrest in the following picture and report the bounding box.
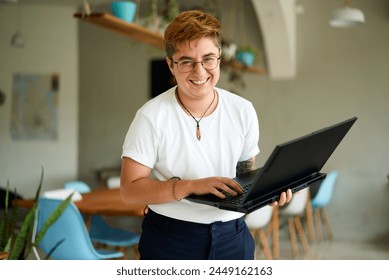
[244,205,273,229]
[106,176,120,189]
[311,170,338,208]
[279,187,309,216]
[37,197,108,260]
[64,180,91,194]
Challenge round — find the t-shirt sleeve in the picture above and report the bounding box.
[121,110,158,169]
[239,103,260,162]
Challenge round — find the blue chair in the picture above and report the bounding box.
[64,180,91,194]
[36,197,123,260]
[64,180,140,258]
[89,216,140,255]
[310,170,339,241]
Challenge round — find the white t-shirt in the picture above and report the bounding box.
[122,86,260,223]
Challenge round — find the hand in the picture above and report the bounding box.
[270,189,293,207]
[189,177,243,199]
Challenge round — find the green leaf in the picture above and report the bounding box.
[0,181,10,250]
[33,193,73,248]
[33,167,44,202]
[4,231,12,251]
[7,203,37,259]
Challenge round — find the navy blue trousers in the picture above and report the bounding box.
[138,209,254,260]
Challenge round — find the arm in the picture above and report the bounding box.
[120,157,244,205]
[236,157,256,177]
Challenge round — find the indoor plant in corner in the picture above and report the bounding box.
[0,168,72,260]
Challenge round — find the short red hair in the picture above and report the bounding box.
[164,10,222,59]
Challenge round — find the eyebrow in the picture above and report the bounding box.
[176,52,218,61]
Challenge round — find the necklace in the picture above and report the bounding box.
[176,89,216,141]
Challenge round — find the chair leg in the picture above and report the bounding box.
[249,229,259,259]
[314,208,322,242]
[133,244,140,260]
[271,206,279,258]
[265,221,273,239]
[305,193,315,242]
[116,246,128,259]
[294,216,309,253]
[258,229,273,260]
[320,208,333,240]
[287,217,298,257]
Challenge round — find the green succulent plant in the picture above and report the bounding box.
[0,168,72,260]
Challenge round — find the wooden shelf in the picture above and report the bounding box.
[74,13,266,75]
[74,13,165,50]
[221,58,267,75]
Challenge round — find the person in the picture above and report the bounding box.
[120,10,292,260]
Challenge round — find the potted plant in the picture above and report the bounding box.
[222,40,238,62]
[0,168,72,260]
[163,0,180,23]
[235,44,259,67]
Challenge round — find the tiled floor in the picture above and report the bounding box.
[269,238,389,260]
[253,220,389,260]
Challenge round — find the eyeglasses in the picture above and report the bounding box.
[172,56,221,73]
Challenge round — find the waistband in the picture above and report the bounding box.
[146,209,245,231]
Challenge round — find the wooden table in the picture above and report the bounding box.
[0,251,8,260]
[15,188,146,228]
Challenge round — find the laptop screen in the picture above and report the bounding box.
[246,117,357,201]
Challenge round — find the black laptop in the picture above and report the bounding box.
[187,117,357,213]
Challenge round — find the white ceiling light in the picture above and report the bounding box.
[329,0,365,28]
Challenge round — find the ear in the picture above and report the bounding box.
[166,57,174,75]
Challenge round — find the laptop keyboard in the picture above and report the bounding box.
[223,183,251,205]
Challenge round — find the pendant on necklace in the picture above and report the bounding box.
[196,123,201,141]
[175,88,216,142]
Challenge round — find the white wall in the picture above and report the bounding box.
[0,4,79,197]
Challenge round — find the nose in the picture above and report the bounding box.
[193,61,207,74]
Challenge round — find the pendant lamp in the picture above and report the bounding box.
[10,1,25,48]
[329,0,365,28]
[11,31,24,48]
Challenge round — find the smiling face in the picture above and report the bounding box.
[167,36,221,102]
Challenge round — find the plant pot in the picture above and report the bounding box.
[236,51,255,66]
[111,1,137,23]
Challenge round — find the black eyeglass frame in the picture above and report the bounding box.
[172,56,221,73]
